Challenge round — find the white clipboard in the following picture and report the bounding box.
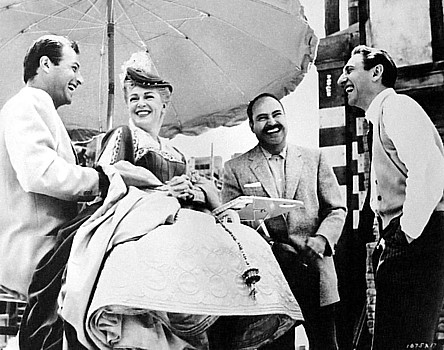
[212,196,304,222]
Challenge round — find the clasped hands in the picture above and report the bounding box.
[157,174,196,201]
[273,235,327,265]
[98,161,198,202]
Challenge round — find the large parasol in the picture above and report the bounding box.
[0,0,318,138]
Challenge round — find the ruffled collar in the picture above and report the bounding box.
[128,119,184,162]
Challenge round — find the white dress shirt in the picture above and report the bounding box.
[261,146,287,198]
[366,88,444,241]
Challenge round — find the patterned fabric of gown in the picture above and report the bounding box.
[63,123,301,350]
[59,184,303,350]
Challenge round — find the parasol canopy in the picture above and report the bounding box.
[0,0,318,138]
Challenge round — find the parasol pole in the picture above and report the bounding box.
[106,0,115,130]
[210,142,214,181]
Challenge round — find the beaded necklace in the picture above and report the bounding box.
[214,215,261,300]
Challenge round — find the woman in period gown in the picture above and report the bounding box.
[58,62,303,350]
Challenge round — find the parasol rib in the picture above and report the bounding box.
[157,0,291,16]
[156,0,304,66]
[131,0,247,99]
[115,0,146,48]
[65,0,103,40]
[131,1,189,40]
[1,8,99,26]
[125,1,243,132]
[49,0,104,23]
[85,0,104,16]
[246,0,297,14]
[0,0,102,51]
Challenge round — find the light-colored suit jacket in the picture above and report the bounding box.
[222,144,346,306]
[0,87,100,296]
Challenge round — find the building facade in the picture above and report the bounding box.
[317,0,444,348]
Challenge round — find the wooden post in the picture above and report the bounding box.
[430,0,444,61]
[358,0,369,45]
[325,0,340,36]
[348,0,359,25]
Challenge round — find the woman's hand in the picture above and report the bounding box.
[158,175,195,200]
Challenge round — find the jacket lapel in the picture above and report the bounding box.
[284,144,303,199]
[248,146,279,198]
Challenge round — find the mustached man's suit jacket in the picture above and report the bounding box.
[222,144,346,307]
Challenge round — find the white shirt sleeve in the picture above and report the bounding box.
[383,96,444,240]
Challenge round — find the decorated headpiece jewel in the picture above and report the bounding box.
[120,51,173,93]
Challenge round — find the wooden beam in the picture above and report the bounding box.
[396,61,444,92]
[320,126,347,147]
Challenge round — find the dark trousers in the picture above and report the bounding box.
[262,244,338,350]
[372,212,444,350]
[261,304,337,350]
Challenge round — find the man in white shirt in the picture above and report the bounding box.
[338,45,444,350]
[0,35,110,299]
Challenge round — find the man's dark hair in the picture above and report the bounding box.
[247,92,284,123]
[351,45,397,88]
[23,36,80,83]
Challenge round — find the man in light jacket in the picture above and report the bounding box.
[0,35,110,298]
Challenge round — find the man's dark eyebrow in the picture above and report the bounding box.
[255,112,268,119]
[344,64,353,72]
[255,109,282,120]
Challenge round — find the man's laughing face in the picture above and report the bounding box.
[337,53,374,110]
[250,96,287,150]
